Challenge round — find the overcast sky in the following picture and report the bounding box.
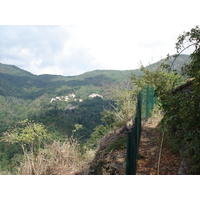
[0,0,199,76]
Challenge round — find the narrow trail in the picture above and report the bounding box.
[137,116,181,175]
[73,116,181,175]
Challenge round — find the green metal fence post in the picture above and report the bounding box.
[138,91,142,139]
[136,91,142,159]
[146,85,150,120]
[151,86,155,111]
[126,91,143,175]
[126,86,156,175]
[126,123,137,175]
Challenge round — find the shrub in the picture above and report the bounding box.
[105,136,127,152]
[18,138,95,175]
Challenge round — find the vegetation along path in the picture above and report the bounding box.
[137,116,181,175]
[74,115,181,175]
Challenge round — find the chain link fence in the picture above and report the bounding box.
[126,85,156,175]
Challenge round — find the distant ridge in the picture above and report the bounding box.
[0,54,190,99]
[0,63,33,77]
[146,54,191,71]
[0,54,190,78]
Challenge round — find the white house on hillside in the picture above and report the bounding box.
[69,93,76,98]
[89,93,103,98]
[65,96,69,101]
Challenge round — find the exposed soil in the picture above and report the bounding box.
[86,122,131,175]
[74,116,181,175]
[137,116,181,175]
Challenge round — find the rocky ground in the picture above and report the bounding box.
[74,116,181,175]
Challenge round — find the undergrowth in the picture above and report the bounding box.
[16,138,95,175]
[105,136,127,152]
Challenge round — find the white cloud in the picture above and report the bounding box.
[0,0,199,75]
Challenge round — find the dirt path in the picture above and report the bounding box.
[74,116,181,175]
[137,116,181,175]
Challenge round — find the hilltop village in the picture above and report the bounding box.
[50,93,103,103]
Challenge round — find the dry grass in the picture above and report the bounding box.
[18,138,95,175]
[0,170,12,175]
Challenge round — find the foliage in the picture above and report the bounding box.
[72,124,83,135]
[86,106,117,149]
[86,81,136,149]
[33,97,113,141]
[0,43,194,173]
[103,81,137,126]
[161,26,200,174]
[130,26,200,174]
[0,63,142,100]
[1,119,49,155]
[145,54,191,74]
[17,138,95,175]
[105,136,127,152]
[0,120,95,174]
[156,26,200,174]
[175,26,200,77]
[0,142,23,173]
[0,64,142,144]
[131,66,184,103]
[161,83,200,174]
[87,125,109,148]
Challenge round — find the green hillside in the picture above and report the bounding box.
[0,54,191,173]
[0,63,33,77]
[0,54,190,99]
[146,54,191,71]
[0,63,45,99]
[0,63,143,139]
[0,54,191,129]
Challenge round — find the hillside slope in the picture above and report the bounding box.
[146,54,191,71]
[0,54,190,174]
[0,54,190,99]
[79,115,181,175]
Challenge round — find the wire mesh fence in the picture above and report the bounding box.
[126,85,156,175]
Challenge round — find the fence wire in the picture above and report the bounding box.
[126,85,156,175]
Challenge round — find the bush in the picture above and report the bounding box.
[18,138,95,175]
[159,26,200,174]
[105,136,127,152]
[87,125,109,148]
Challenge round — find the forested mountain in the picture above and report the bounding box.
[0,54,190,172]
[0,63,45,98]
[0,64,142,99]
[0,54,190,98]
[0,54,190,131]
[0,62,144,140]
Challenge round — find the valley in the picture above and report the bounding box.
[0,54,190,173]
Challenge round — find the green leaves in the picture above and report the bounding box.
[161,26,200,173]
[131,26,200,174]
[72,124,83,134]
[175,26,200,78]
[1,120,49,154]
[131,65,183,103]
[176,26,200,51]
[87,125,109,148]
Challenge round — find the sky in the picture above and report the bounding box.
[0,0,199,76]
[0,0,199,194]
